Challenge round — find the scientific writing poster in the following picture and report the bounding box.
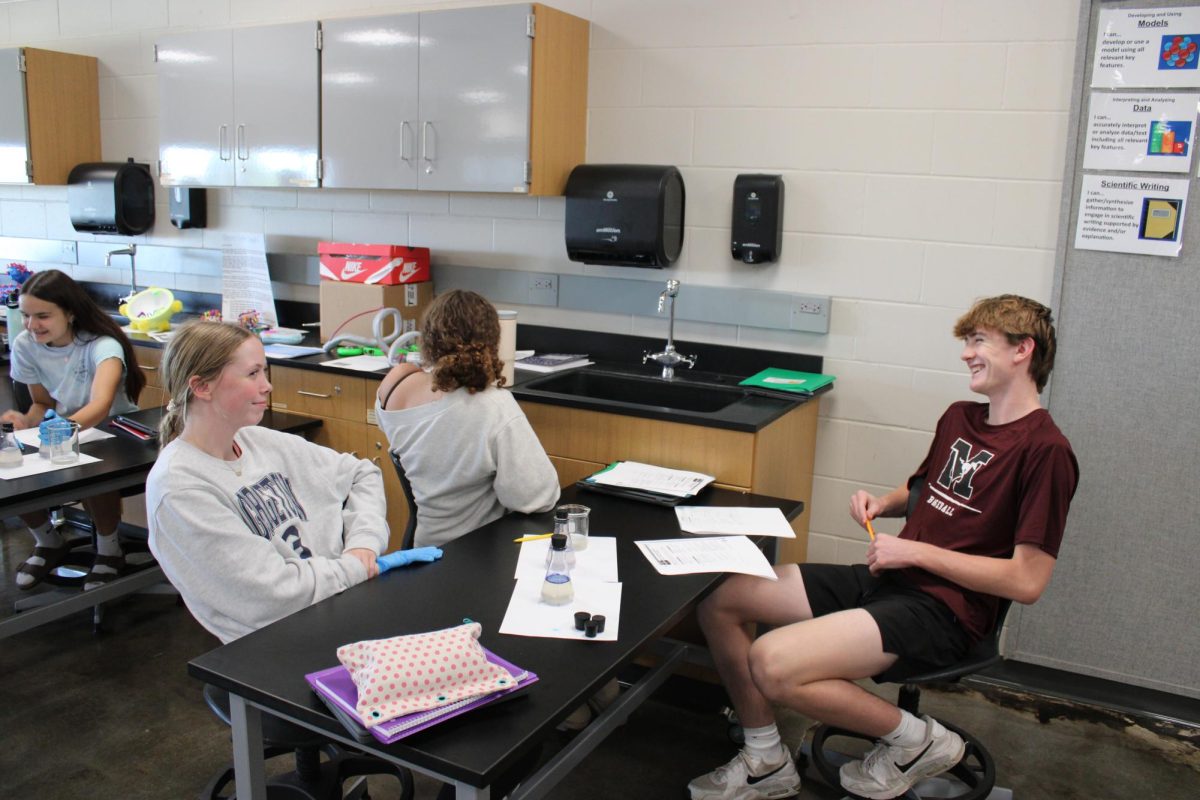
[1075,174,1189,257]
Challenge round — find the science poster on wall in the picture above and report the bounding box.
[1083,91,1199,172]
[1074,174,1189,257]
[1093,7,1200,88]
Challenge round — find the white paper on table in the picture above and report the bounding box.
[263,344,325,359]
[13,427,114,449]
[514,536,618,583]
[499,576,621,641]
[148,330,176,342]
[589,461,714,497]
[0,452,101,480]
[635,535,777,580]
[675,507,795,539]
[216,232,277,327]
[318,355,391,372]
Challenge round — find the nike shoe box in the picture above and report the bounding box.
[318,242,431,285]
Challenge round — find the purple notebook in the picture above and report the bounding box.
[305,648,538,745]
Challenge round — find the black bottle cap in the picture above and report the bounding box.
[551,532,568,550]
[574,611,591,631]
[584,620,598,638]
[591,614,606,633]
[555,507,569,521]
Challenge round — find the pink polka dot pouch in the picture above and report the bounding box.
[337,622,518,728]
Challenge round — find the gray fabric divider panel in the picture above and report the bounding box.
[1011,0,1200,700]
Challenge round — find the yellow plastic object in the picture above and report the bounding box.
[118,287,183,332]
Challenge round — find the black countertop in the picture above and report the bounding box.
[121,322,828,433]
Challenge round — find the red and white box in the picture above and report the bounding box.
[317,242,430,285]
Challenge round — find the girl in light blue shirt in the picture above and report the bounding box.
[2,269,145,590]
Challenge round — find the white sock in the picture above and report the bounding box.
[95,531,123,558]
[30,521,63,549]
[882,710,926,749]
[742,723,785,765]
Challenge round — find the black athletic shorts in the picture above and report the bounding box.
[799,563,971,684]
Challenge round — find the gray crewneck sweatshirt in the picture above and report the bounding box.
[147,426,389,643]
[375,386,560,547]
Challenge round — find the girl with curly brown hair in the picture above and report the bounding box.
[375,290,559,548]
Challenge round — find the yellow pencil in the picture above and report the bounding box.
[512,532,554,543]
[865,518,877,542]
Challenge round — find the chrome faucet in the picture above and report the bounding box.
[105,244,138,303]
[643,279,696,380]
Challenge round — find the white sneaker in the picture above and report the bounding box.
[838,715,965,800]
[688,748,801,800]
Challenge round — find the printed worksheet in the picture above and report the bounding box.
[635,535,777,579]
[675,506,795,538]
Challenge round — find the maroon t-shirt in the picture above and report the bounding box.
[897,401,1079,642]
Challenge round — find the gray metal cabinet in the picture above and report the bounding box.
[417,4,533,193]
[157,23,319,188]
[320,15,420,190]
[0,49,30,184]
[321,4,533,193]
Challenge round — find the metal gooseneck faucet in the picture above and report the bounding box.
[643,279,696,380]
[105,244,138,304]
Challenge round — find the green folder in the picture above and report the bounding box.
[738,368,835,395]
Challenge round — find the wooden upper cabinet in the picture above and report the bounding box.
[0,47,100,185]
[320,3,588,195]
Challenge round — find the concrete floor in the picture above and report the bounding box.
[2,524,1197,800]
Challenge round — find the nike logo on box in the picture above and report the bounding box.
[398,261,419,281]
[341,261,364,278]
[894,741,933,772]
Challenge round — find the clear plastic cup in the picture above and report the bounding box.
[559,503,590,551]
[48,421,81,465]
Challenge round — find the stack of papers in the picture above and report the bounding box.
[588,461,714,498]
[514,353,592,373]
[675,506,795,538]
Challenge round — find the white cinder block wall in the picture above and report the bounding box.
[0,0,1082,561]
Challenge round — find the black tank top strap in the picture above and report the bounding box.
[379,366,421,409]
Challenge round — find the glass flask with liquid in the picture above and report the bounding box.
[541,532,574,606]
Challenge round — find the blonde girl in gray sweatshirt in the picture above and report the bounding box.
[147,322,388,644]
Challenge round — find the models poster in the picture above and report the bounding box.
[1093,7,1200,88]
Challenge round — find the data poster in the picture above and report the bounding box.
[1083,91,1199,172]
[1075,174,1189,256]
[1093,7,1200,88]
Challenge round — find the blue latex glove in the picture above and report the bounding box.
[376,546,443,573]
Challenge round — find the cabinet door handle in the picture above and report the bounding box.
[401,121,412,163]
[422,121,434,162]
[236,124,248,161]
[140,365,157,371]
[297,390,331,399]
[218,125,229,161]
[371,456,381,466]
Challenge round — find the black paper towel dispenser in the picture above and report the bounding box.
[67,159,155,235]
[565,164,685,267]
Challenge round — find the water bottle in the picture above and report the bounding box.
[0,422,22,468]
[541,533,574,606]
[38,410,59,459]
[547,507,576,570]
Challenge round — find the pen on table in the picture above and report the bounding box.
[512,532,554,543]
[865,517,877,542]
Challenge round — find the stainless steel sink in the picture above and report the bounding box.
[519,369,745,413]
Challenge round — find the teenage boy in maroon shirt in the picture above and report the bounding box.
[688,295,1079,800]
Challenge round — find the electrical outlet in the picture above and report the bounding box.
[795,300,823,315]
[789,294,831,334]
[60,241,78,264]
[526,273,558,306]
